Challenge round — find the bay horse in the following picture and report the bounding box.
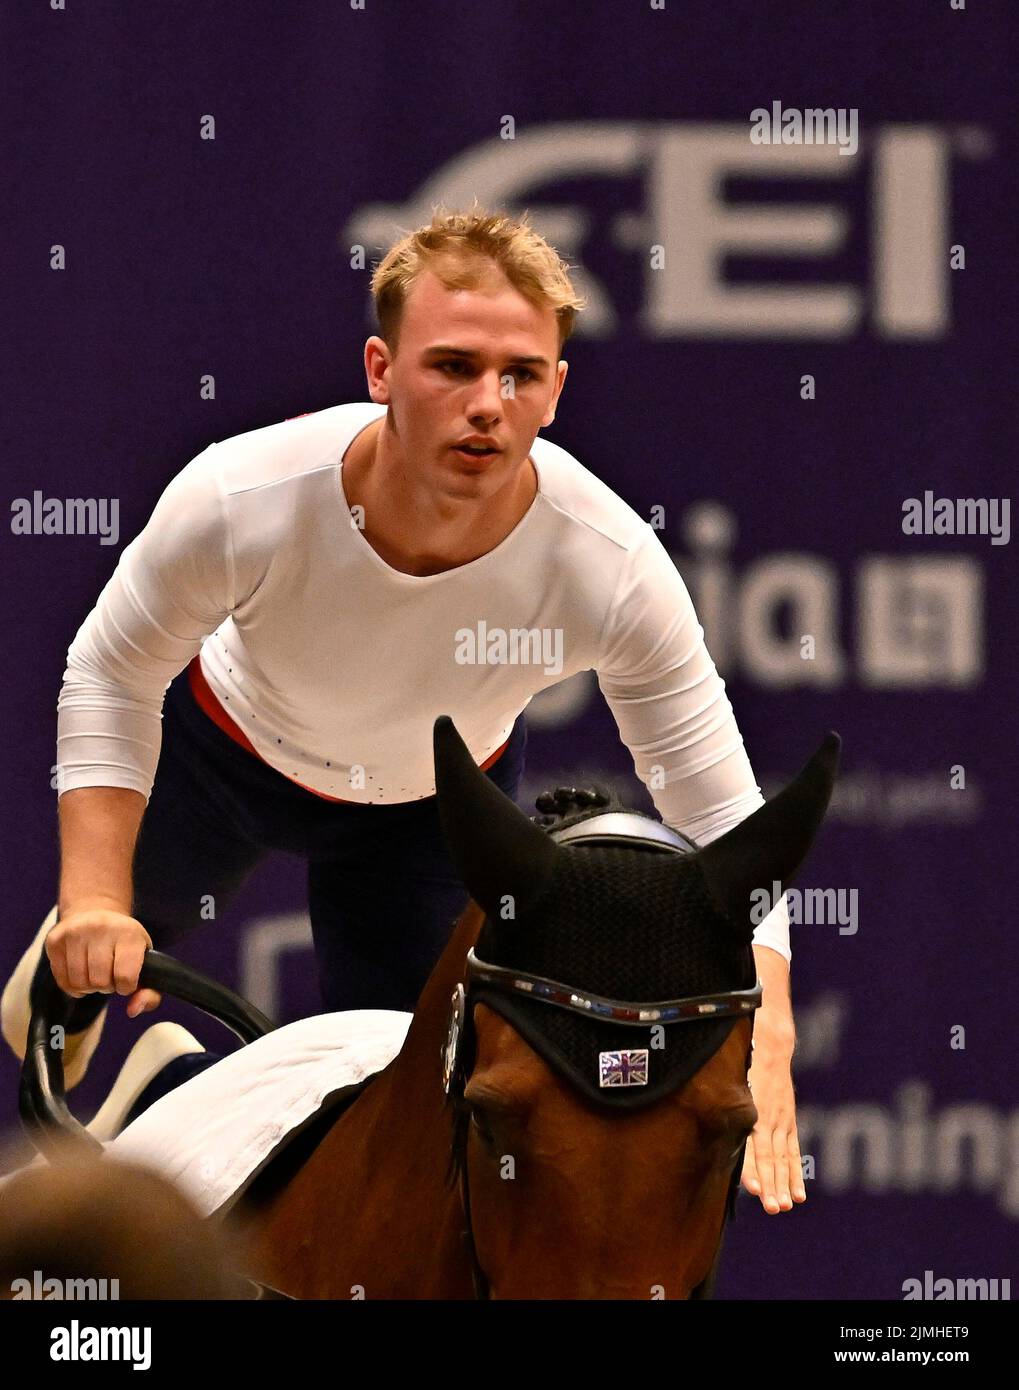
[225,716,840,1299]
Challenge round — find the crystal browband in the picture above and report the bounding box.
[463,949,762,1025]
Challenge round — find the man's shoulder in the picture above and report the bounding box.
[531,432,649,553]
[207,402,384,496]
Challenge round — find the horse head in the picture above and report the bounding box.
[433,715,840,1299]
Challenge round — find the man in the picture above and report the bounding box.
[3,206,798,1215]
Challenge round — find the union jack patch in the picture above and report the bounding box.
[598,1049,649,1087]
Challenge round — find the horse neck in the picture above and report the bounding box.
[383,898,484,1088]
[271,901,486,1298]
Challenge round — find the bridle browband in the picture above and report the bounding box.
[457,949,763,1028]
[441,811,763,1300]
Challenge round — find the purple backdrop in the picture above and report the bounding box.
[2,0,1015,1300]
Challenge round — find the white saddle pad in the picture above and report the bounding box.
[107,1009,411,1217]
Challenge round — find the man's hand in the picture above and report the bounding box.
[46,904,161,1019]
[740,944,805,1214]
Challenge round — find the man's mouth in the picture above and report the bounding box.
[453,444,499,461]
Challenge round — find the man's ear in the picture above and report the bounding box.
[365,336,393,404]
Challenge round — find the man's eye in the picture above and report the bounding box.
[440,360,469,374]
[514,368,534,382]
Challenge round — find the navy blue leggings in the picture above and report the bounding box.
[64,665,527,1028]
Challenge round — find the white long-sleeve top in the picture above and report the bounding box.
[56,402,791,960]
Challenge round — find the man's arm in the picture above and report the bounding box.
[595,525,792,960]
[596,526,803,1211]
[58,786,146,917]
[752,941,794,1041]
[44,444,234,1010]
[743,943,804,1213]
[48,785,160,1014]
[56,442,233,803]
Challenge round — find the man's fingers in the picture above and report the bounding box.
[771,1127,792,1210]
[86,940,116,993]
[126,988,161,1019]
[62,935,91,997]
[113,940,146,997]
[788,1126,807,1202]
[42,914,152,1000]
[752,1127,782,1213]
[44,936,69,994]
[740,1139,761,1195]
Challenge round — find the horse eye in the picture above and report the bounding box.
[470,1109,493,1140]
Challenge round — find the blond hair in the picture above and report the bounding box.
[369,202,586,355]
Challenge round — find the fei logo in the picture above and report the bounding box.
[345,120,988,341]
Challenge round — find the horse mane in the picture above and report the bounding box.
[528,782,646,834]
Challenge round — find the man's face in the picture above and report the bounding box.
[365,268,568,499]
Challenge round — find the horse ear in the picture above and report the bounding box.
[433,716,559,922]
[693,732,841,928]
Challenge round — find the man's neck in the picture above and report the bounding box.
[342,416,538,577]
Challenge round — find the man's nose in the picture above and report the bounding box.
[466,370,505,421]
